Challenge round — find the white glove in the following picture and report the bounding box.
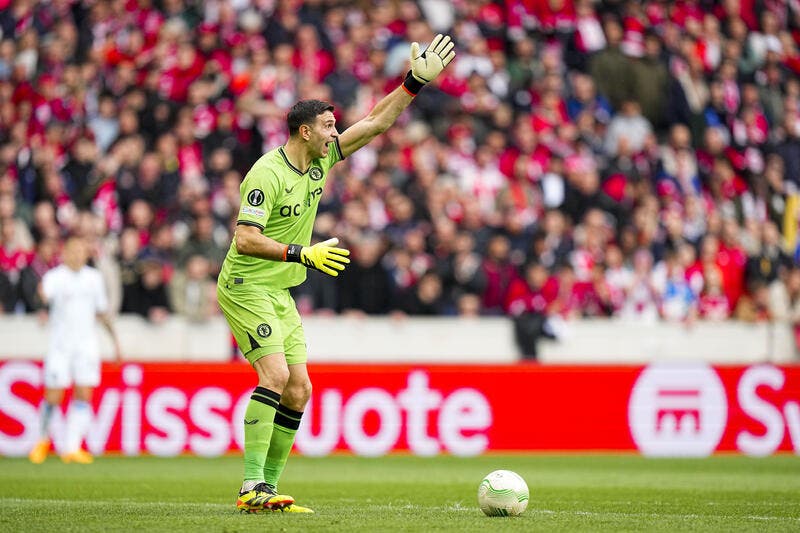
[410,34,456,84]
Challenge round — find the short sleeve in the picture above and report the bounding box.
[41,269,57,301]
[318,138,345,174]
[237,167,281,230]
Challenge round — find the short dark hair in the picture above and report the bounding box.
[287,100,335,136]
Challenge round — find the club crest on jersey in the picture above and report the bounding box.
[309,167,323,181]
[247,189,264,206]
[257,323,272,338]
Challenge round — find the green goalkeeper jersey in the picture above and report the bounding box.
[219,140,344,289]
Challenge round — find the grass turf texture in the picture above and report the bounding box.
[1,455,798,532]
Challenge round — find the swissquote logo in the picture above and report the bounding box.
[628,363,727,457]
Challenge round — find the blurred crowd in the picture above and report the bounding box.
[2,0,800,343]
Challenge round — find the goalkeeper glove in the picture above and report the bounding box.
[403,33,456,96]
[284,238,350,277]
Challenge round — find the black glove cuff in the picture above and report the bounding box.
[402,70,425,96]
[285,243,303,263]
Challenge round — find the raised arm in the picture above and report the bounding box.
[337,87,413,158]
[337,34,456,158]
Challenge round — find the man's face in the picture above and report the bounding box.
[62,238,89,271]
[306,111,338,158]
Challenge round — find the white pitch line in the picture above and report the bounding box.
[334,502,800,522]
[0,498,230,509]
[2,498,798,523]
[527,509,800,523]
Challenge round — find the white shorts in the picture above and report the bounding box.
[44,348,101,389]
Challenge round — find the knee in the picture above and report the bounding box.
[284,378,312,408]
[44,389,64,405]
[257,366,290,392]
[297,380,312,403]
[74,388,93,403]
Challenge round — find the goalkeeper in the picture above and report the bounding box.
[218,35,456,514]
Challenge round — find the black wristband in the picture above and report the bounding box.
[402,70,425,96]
[285,243,303,263]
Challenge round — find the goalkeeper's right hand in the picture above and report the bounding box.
[284,238,350,277]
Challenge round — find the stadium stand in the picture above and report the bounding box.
[1,0,800,359]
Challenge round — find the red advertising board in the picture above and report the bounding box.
[0,361,798,456]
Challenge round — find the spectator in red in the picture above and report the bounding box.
[572,0,606,57]
[161,42,204,103]
[505,261,558,317]
[708,157,747,207]
[293,24,335,84]
[718,219,748,308]
[480,234,519,315]
[698,266,731,320]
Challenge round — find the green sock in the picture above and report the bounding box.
[263,404,303,488]
[243,387,281,482]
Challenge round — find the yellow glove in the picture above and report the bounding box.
[403,34,456,95]
[284,238,350,277]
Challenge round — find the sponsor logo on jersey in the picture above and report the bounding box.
[279,204,302,217]
[279,188,323,217]
[304,187,323,207]
[241,206,265,218]
[247,189,264,206]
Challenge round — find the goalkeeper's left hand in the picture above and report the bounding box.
[403,34,456,95]
[284,238,350,277]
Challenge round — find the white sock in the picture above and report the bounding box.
[241,480,264,492]
[65,400,92,454]
[39,402,54,439]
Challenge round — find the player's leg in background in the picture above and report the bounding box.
[60,351,102,463]
[61,384,94,463]
[28,387,63,464]
[263,362,310,491]
[30,352,70,463]
[41,388,64,437]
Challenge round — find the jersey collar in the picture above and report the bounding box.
[278,146,306,176]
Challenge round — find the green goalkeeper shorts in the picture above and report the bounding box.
[217,279,308,365]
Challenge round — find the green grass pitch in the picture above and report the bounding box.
[1,454,799,532]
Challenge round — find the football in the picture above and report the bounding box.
[477,470,530,516]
